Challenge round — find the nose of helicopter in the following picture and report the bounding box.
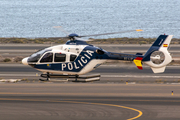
[22,57,29,65]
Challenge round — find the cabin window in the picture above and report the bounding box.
[28,49,52,62]
[54,53,66,62]
[40,52,53,63]
[70,54,77,62]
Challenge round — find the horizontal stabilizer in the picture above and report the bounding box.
[136,53,143,55]
[151,66,166,73]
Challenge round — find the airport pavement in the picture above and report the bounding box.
[0,83,180,120]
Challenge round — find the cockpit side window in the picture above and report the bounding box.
[54,53,66,62]
[28,49,52,63]
[40,52,53,63]
[70,54,77,62]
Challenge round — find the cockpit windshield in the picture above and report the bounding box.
[28,48,52,63]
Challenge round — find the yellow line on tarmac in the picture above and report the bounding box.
[0,98,143,120]
[88,102,142,120]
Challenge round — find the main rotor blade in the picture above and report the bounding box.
[78,29,143,37]
[30,29,143,40]
[53,26,70,36]
[38,36,69,39]
[74,37,93,41]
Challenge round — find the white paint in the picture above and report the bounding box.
[78,60,83,67]
[84,54,90,59]
[86,50,94,56]
[68,63,73,70]
[62,63,66,71]
[81,56,87,64]
[74,62,79,69]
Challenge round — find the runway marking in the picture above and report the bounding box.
[89,102,142,120]
[1,92,180,97]
[102,75,180,78]
[0,98,143,120]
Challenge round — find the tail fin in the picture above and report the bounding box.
[142,35,173,73]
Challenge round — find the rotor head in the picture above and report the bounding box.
[68,33,79,40]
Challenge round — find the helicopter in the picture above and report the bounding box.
[22,29,173,81]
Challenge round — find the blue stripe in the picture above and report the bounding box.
[142,35,168,61]
[151,35,168,47]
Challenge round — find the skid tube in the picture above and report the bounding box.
[39,73,101,82]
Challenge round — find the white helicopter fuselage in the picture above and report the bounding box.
[38,44,107,75]
[23,42,107,75]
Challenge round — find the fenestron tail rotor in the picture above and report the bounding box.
[150,51,165,64]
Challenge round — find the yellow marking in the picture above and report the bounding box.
[0,98,143,120]
[126,81,128,85]
[163,44,168,47]
[60,98,180,103]
[133,59,142,69]
[136,29,143,32]
[133,59,142,67]
[47,64,49,66]
[90,102,142,120]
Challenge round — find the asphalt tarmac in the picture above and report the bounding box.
[0,63,180,83]
[0,83,180,120]
[0,64,180,120]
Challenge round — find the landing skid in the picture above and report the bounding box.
[39,73,100,82]
[39,72,50,81]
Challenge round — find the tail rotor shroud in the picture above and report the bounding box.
[150,51,165,64]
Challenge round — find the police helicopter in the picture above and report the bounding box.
[22,29,173,81]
